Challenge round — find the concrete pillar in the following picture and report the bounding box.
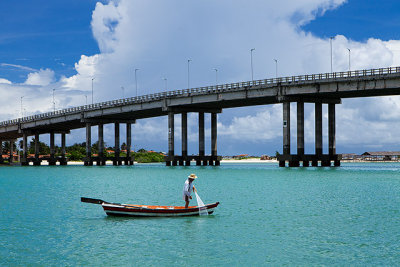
[168,112,174,157]
[98,124,104,157]
[297,102,304,156]
[114,122,120,161]
[50,132,55,157]
[0,140,3,163]
[182,112,188,157]
[315,102,323,156]
[199,112,205,156]
[23,133,28,160]
[9,140,14,163]
[49,131,55,165]
[61,133,66,165]
[126,122,132,165]
[283,102,290,155]
[328,104,336,155]
[211,113,217,157]
[35,132,40,160]
[86,123,91,158]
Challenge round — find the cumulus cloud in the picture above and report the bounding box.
[0,78,12,84]
[25,68,55,86]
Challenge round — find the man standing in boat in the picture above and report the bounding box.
[183,173,197,208]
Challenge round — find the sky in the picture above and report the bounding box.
[1,0,400,156]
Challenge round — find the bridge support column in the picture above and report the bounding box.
[21,133,28,166]
[279,102,290,167]
[114,122,121,166]
[197,112,205,166]
[312,103,323,167]
[126,122,133,165]
[329,104,340,167]
[9,140,14,164]
[85,123,92,166]
[34,132,41,166]
[166,112,175,166]
[0,141,3,164]
[181,112,188,166]
[60,133,67,165]
[49,131,56,165]
[97,123,105,166]
[297,102,306,167]
[211,112,219,166]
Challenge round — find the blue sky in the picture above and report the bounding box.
[1,0,400,156]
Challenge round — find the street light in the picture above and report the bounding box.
[213,68,218,85]
[134,68,139,97]
[187,59,192,89]
[20,96,24,117]
[91,78,95,104]
[347,48,351,71]
[274,59,278,78]
[330,37,334,73]
[121,86,125,98]
[84,95,87,105]
[163,77,167,91]
[251,48,255,81]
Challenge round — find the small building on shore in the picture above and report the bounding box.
[361,151,400,161]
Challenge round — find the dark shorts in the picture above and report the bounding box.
[185,195,190,202]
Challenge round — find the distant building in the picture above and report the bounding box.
[260,155,271,160]
[233,154,249,159]
[361,151,400,161]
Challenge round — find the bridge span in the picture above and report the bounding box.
[1,66,400,166]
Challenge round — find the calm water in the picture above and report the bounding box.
[1,162,399,266]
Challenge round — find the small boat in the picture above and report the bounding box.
[81,197,220,217]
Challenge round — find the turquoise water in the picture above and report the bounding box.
[1,163,399,266]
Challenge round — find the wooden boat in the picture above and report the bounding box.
[81,197,220,217]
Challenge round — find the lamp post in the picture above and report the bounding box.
[163,78,167,91]
[347,48,351,71]
[187,59,192,89]
[251,48,255,81]
[330,37,334,73]
[84,95,87,105]
[134,68,139,96]
[274,59,278,78]
[213,68,218,85]
[20,96,24,117]
[121,86,125,99]
[91,78,95,104]
[52,89,56,112]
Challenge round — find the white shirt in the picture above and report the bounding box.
[182,179,194,200]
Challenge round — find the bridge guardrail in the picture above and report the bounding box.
[1,66,400,127]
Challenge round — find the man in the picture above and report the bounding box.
[183,173,197,208]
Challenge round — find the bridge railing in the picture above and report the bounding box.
[1,66,400,127]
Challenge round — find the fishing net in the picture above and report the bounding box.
[195,191,209,216]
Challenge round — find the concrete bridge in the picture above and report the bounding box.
[1,66,400,167]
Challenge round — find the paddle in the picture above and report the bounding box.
[81,197,107,205]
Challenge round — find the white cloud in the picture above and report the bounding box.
[25,68,55,86]
[0,78,12,84]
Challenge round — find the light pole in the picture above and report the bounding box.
[274,59,278,78]
[134,68,139,97]
[20,96,24,117]
[213,68,218,85]
[347,48,351,71]
[52,89,56,112]
[121,86,125,98]
[330,37,334,73]
[163,78,167,91]
[84,95,87,105]
[91,78,95,104]
[187,59,192,89]
[251,48,255,81]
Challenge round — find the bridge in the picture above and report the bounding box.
[1,66,400,167]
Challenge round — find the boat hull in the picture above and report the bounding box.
[102,202,219,217]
